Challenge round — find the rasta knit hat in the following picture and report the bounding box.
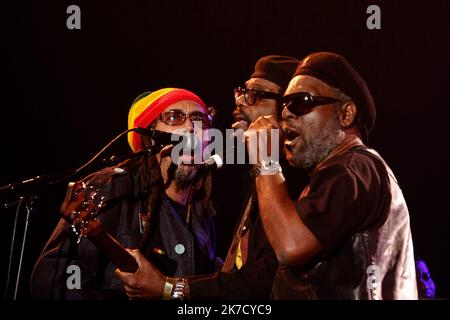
[127,88,207,152]
[251,55,300,91]
[293,52,376,142]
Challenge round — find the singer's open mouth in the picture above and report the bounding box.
[284,128,299,142]
[284,128,300,151]
[233,113,251,124]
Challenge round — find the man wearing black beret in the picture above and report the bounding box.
[249,52,417,299]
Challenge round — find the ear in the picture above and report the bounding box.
[337,101,357,128]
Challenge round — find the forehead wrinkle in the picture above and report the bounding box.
[165,101,206,114]
[246,78,280,92]
[286,75,335,97]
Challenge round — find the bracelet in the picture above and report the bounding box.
[171,278,187,300]
[162,277,175,300]
[255,159,282,176]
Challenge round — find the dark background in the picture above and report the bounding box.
[2,0,450,299]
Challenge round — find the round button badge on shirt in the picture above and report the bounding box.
[175,243,185,255]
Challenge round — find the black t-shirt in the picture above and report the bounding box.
[296,147,391,252]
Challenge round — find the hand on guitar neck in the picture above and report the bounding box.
[114,249,167,300]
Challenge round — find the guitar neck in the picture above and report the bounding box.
[88,227,138,273]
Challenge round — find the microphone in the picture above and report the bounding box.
[202,154,223,170]
[133,127,223,170]
[133,127,198,150]
[132,127,156,137]
[108,128,181,165]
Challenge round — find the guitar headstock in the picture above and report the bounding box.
[74,181,106,242]
[61,181,106,243]
[60,167,126,243]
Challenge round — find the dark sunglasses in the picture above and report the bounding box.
[282,92,343,116]
[160,109,212,128]
[234,87,281,106]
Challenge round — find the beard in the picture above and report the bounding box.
[174,164,199,189]
[287,113,345,171]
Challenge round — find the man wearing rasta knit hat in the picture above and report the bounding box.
[31,88,222,300]
[249,52,417,299]
[127,88,211,152]
[115,55,300,300]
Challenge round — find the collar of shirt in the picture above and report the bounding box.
[311,135,364,175]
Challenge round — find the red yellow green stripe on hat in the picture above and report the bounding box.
[128,88,207,152]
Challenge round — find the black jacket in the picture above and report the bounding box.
[31,161,220,300]
[189,180,278,300]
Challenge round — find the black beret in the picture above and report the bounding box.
[251,55,300,91]
[294,52,376,142]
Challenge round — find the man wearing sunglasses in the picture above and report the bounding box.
[114,56,300,300]
[31,88,222,299]
[248,52,417,299]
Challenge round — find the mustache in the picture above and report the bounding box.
[232,108,251,123]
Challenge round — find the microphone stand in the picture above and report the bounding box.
[2,183,51,300]
[0,127,159,300]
